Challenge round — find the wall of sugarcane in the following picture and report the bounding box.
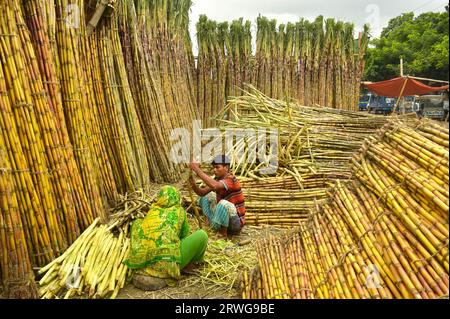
[0,0,198,298]
[255,16,369,110]
[118,0,199,182]
[241,121,449,299]
[197,16,253,127]
[197,15,370,127]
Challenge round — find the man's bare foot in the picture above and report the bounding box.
[218,227,228,239]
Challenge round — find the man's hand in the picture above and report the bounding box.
[189,162,200,172]
[189,160,223,193]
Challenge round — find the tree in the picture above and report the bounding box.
[364,11,449,82]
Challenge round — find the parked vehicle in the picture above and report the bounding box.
[415,93,449,121]
[368,95,397,114]
[397,96,416,114]
[359,93,372,111]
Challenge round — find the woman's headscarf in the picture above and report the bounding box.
[152,185,181,209]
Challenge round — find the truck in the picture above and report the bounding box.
[358,93,372,111]
[368,95,397,115]
[398,96,416,114]
[415,92,449,121]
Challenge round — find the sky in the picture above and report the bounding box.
[188,0,449,54]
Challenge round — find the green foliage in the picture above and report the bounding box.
[364,11,449,81]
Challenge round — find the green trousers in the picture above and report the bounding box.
[180,230,208,269]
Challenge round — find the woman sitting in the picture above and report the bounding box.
[123,185,208,291]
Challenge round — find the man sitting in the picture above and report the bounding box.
[189,155,246,238]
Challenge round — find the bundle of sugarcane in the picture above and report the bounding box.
[38,219,130,299]
[233,175,334,226]
[352,120,449,272]
[244,234,293,299]
[242,119,449,299]
[92,10,150,193]
[243,185,328,226]
[118,0,199,182]
[228,18,253,99]
[197,16,217,128]
[0,137,38,298]
[415,120,449,150]
[53,0,107,218]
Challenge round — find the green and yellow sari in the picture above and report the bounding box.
[123,186,190,279]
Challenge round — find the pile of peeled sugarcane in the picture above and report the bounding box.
[184,86,418,226]
[38,220,131,299]
[241,119,449,299]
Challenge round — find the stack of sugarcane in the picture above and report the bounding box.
[241,119,449,299]
[0,139,38,298]
[183,87,416,226]
[239,175,333,226]
[227,19,253,102]
[197,16,252,127]
[215,87,407,180]
[86,6,150,194]
[21,0,153,208]
[118,0,199,182]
